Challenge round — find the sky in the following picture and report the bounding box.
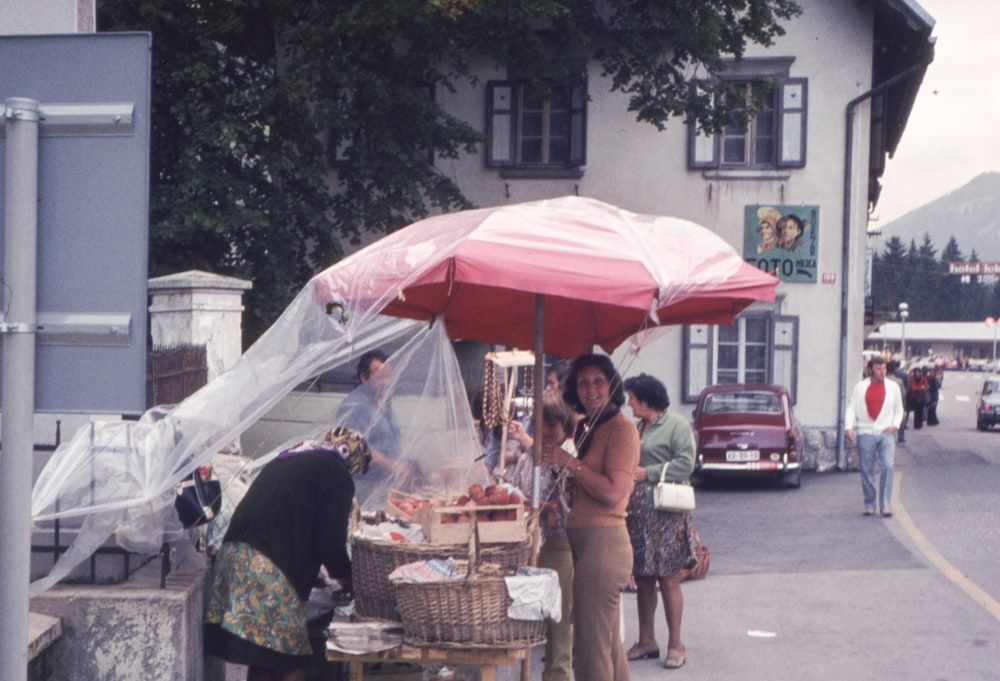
[872,0,1000,226]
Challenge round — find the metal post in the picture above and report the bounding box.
[985,317,996,371]
[0,97,40,681]
[899,302,909,363]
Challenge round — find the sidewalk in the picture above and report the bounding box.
[506,469,999,680]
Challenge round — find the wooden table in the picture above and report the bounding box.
[326,643,532,681]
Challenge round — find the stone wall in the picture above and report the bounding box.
[29,560,210,681]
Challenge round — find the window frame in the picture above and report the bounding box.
[486,79,586,177]
[688,58,806,172]
[682,312,799,404]
[719,81,778,168]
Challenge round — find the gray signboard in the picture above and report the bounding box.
[0,33,151,414]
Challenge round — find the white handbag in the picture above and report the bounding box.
[653,464,695,512]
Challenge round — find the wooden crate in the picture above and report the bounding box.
[417,504,527,545]
[385,490,429,521]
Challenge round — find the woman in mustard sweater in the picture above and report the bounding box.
[545,353,639,681]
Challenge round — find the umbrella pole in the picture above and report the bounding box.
[520,294,546,681]
[532,294,545,508]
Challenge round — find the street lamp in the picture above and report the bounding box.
[898,302,909,363]
[986,317,997,368]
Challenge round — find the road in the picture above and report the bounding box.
[226,370,1000,680]
[652,369,1000,681]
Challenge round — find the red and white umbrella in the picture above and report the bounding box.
[315,195,777,358]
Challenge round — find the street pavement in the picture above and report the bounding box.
[508,417,1000,680]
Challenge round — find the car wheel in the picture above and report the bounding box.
[782,469,801,489]
[978,419,989,431]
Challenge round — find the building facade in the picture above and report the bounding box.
[394,0,934,468]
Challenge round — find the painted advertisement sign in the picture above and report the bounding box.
[744,204,819,283]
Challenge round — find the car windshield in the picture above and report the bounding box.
[984,381,1000,395]
[703,391,782,415]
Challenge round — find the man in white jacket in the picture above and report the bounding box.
[845,355,904,516]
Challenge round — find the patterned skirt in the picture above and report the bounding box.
[625,483,698,579]
[204,542,313,670]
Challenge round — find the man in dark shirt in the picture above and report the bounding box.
[887,359,909,443]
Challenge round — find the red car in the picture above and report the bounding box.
[692,383,803,488]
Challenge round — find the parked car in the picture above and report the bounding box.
[967,358,993,372]
[976,378,1000,431]
[692,383,803,488]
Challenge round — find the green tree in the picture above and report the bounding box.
[99,0,801,344]
[873,235,907,315]
[937,236,970,320]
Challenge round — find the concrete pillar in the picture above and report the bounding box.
[0,0,95,33]
[148,270,252,383]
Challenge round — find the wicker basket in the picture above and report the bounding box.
[680,532,710,582]
[352,534,531,621]
[392,565,547,649]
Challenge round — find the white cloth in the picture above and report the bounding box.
[504,567,562,622]
[845,377,904,435]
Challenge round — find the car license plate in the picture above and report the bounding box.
[726,449,760,462]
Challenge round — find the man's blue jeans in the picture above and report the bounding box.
[857,432,895,511]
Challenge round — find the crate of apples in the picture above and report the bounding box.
[417,483,528,545]
[386,490,440,521]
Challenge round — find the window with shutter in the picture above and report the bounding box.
[686,66,806,171]
[487,80,586,177]
[683,313,799,404]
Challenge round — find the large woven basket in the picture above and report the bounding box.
[352,535,531,621]
[392,567,547,649]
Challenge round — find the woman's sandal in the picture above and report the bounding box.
[626,643,661,660]
[663,648,686,669]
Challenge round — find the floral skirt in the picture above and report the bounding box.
[625,484,698,578]
[204,542,313,669]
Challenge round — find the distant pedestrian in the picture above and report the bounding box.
[845,356,904,517]
[926,366,943,426]
[908,368,930,429]
[886,360,909,442]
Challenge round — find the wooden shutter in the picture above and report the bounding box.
[778,78,807,168]
[683,324,714,401]
[569,83,587,167]
[487,81,515,167]
[771,315,799,403]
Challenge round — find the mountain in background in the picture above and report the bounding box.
[874,171,1000,262]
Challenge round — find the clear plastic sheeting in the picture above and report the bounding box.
[30,274,479,595]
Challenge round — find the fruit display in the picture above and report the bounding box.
[386,490,438,521]
[415,483,530,545]
[439,483,527,523]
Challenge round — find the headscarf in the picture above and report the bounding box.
[277,426,372,476]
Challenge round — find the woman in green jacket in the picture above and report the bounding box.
[623,374,698,670]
